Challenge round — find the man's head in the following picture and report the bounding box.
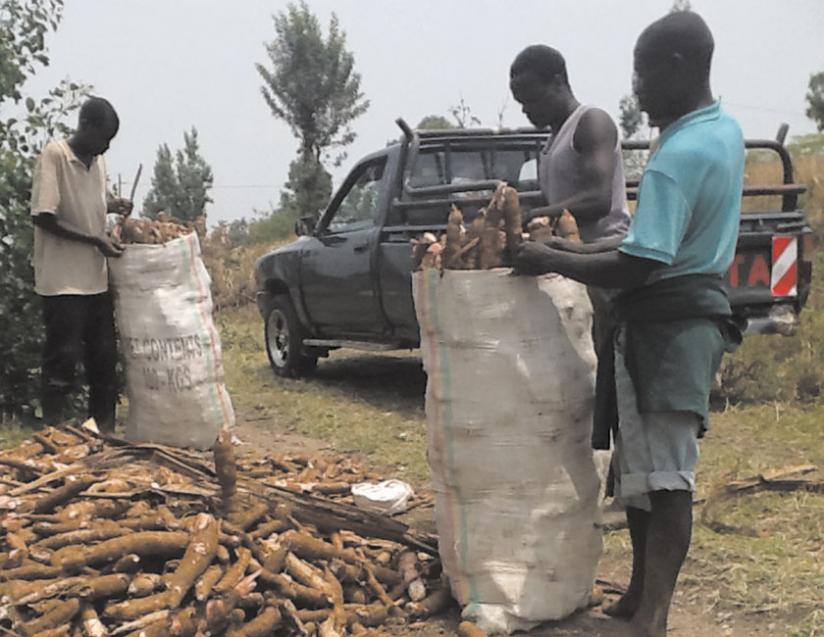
[633,11,714,127]
[509,45,572,129]
[75,97,120,156]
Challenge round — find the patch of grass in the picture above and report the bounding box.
[605,402,824,631]
[789,609,824,637]
[0,420,35,449]
[219,305,429,483]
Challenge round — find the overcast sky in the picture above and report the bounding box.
[24,0,824,224]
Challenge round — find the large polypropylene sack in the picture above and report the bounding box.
[413,269,603,634]
[108,232,235,449]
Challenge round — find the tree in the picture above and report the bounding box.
[279,155,332,220]
[618,94,644,140]
[449,97,481,128]
[143,127,214,221]
[806,71,824,132]
[417,115,454,130]
[256,1,368,218]
[618,93,648,181]
[788,132,824,155]
[0,0,92,418]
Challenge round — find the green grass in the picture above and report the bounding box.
[693,405,824,624]
[218,305,429,483]
[0,420,34,449]
[605,402,824,633]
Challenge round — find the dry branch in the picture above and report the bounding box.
[701,464,821,534]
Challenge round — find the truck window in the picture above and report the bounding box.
[327,159,386,233]
[393,147,541,226]
[409,148,538,188]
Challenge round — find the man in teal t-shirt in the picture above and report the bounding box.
[621,101,743,279]
[513,10,744,637]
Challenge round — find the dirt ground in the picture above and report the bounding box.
[234,414,770,637]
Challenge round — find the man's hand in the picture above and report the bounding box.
[513,241,562,276]
[95,236,125,258]
[107,197,134,217]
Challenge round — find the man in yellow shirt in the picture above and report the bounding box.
[31,97,132,432]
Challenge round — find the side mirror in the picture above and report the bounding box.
[295,215,317,237]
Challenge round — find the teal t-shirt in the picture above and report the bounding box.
[619,101,744,281]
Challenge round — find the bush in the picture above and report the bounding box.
[201,224,288,311]
[247,208,301,244]
[199,206,299,311]
[0,149,44,419]
[0,1,92,419]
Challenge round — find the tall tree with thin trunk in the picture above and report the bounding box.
[256,1,369,218]
[143,127,213,221]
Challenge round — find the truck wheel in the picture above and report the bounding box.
[265,296,318,378]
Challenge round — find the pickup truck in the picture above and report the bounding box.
[255,119,813,376]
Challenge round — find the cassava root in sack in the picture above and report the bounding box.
[412,184,581,271]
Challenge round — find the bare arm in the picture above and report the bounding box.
[543,235,625,254]
[526,109,619,225]
[513,241,661,289]
[33,213,123,257]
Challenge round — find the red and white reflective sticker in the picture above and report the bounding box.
[771,235,798,297]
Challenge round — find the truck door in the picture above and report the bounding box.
[300,158,387,338]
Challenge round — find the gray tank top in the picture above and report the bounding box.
[539,104,630,243]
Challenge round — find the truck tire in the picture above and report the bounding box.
[264,295,318,378]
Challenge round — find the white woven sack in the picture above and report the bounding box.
[108,232,235,449]
[414,269,603,634]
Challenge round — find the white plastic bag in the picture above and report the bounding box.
[413,269,603,634]
[108,232,235,449]
[351,480,415,515]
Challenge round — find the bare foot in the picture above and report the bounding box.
[603,592,641,619]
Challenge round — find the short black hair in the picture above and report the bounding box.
[79,97,119,133]
[510,45,569,86]
[637,11,714,74]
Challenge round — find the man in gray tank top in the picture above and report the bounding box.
[509,45,630,241]
[509,45,631,352]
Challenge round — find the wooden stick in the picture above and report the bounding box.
[31,476,101,514]
[128,163,142,205]
[32,434,59,455]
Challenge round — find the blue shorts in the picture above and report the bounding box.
[612,327,702,512]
